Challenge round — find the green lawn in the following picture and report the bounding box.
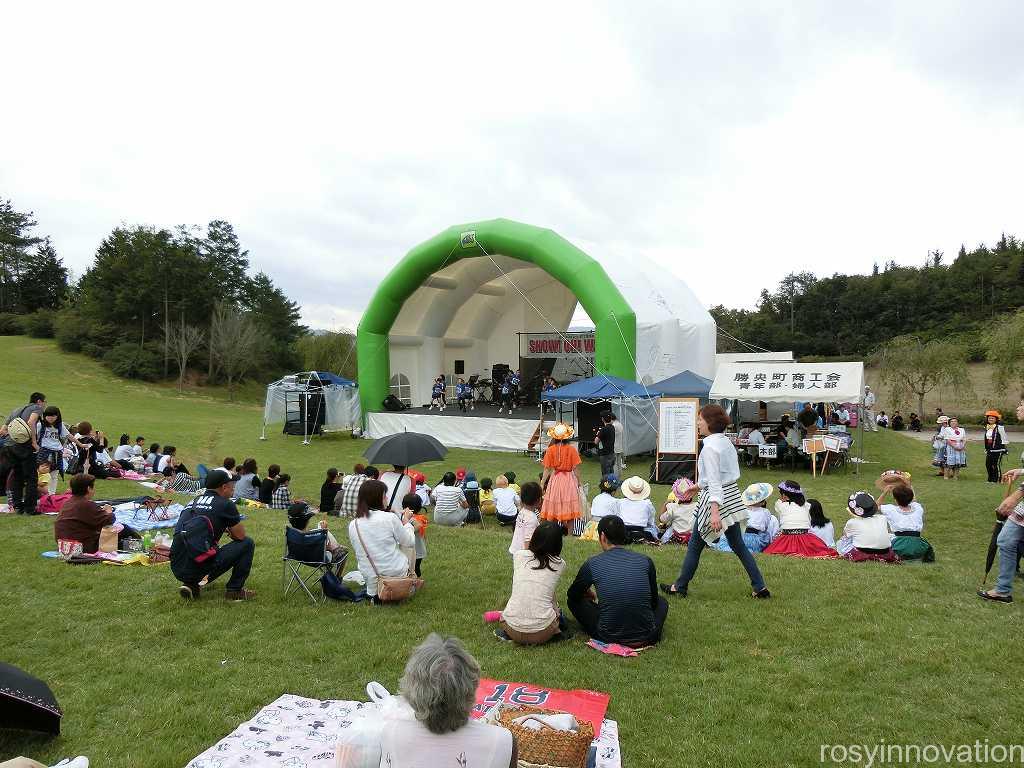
[0,336,1019,767]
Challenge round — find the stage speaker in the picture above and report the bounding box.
[454,360,465,375]
[301,392,326,433]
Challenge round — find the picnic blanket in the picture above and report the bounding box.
[113,501,185,531]
[186,693,622,768]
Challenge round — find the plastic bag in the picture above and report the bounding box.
[334,682,409,768]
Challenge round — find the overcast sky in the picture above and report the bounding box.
[3,1,1022,332]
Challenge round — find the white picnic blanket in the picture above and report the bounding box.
[186,693,621,768]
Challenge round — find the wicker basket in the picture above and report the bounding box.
[496,707,594,768]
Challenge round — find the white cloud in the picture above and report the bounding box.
[2,1,1021,322]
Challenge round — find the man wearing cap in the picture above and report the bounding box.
[170,469,256,601]
[862,386,878,432]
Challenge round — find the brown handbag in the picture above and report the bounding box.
[353,517,422,602]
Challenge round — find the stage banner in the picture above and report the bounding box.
[521,331,596,359]
[473,678,610,736]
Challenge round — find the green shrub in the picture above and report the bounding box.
[104,342,162,381]
[0,313,22,335]
[54,309,91,352]
[20,310,56,338]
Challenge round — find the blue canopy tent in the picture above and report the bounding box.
[542,375,661,456]
[314,371,355,387]
[649,369,712,400]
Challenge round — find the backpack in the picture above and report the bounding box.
[173,509,218,564]
[382,394,406,412]
[7,417,32,445]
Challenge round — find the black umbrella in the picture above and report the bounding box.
[0,662,62,734]
[983,480,1014,584]
[363,431,447,467]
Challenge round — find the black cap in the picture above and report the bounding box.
[205,469,234,490]
[287,501,315,523]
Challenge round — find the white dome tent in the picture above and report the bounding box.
[385,246,716,407]
[261,371,361,444]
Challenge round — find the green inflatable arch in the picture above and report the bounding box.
[357,218,636,416]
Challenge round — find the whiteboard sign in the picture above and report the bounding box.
[758,444,778,459]
[658,398,699,454]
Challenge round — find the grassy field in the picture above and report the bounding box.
[0,336,1020,767]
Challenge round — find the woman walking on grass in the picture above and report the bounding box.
[661,404,770,599]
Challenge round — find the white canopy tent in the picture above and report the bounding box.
[261,372,361,444]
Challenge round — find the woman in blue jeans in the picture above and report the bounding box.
[661,404,770,599]
[978,400,1024,603]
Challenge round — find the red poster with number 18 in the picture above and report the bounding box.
[472,678,611,737]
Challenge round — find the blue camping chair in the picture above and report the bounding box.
[196,464,209,484]
[282,527,346,604]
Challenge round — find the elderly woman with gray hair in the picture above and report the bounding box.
[379,634,516,767]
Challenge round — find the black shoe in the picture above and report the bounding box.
[660,583,686,597]
[179,583,201,600]
[550,628,574,642]
[752,587,772,599]
[494,628,512,642]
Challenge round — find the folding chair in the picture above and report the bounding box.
[282,527,336,605]
[196,464,209,484]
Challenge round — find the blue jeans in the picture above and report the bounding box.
[673,519,766,593]
[995,519,1024,595]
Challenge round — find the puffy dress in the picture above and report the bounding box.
[763,500,838,558]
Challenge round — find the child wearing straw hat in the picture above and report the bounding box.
[618,476,659,543]
[659,477,698,544]
[715,482,779,554]
[539,423,582,530]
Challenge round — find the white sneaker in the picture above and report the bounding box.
[498,408,503,413]
[51,758,89,768]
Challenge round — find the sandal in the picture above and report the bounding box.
[752,588,772,599]
[977,589,1012,603]
[659,583,686,597]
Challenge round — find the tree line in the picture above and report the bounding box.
[711,235,1024,360]
[0,197,355,398]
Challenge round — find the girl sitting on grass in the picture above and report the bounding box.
[660,477,698,545]
[715,482,778,553]
[479,477,495,516]
[763,479,837,558]
[591,475,620,521]
[808,498,835,548]
[878,482,934,562]
[498,520,570,645]
[492,475,521,526]
[401,492,428,577]
[270,473,293,510]
[839,491,899,563]
[509,481,543,555]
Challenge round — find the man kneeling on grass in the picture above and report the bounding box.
[567,515,669,647]
[171,469,256,601]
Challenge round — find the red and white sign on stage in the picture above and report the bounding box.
[521,331,596,359]
[473,678,611,736]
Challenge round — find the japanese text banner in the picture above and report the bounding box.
[709,362,865,403]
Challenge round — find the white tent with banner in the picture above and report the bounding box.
[261,371,361,444]
[710,362,865,403]
[709,361,867,473]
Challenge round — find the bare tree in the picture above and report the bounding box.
[873,335,974,417]
[209,302,259,401]
[163,315,206,391]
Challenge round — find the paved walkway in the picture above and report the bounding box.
[893,427,1024,443]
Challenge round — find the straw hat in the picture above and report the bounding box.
[936,415,949,425]
[741,482,773,507]
[547,422,575,440]
[985,410,1002,420]
[671,477,697,502]
[621,476,651,501]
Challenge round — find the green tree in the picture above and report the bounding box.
[873,336,974,416]
[0,199,44,313]
[296,331,357,381]
[984,309,1024,400]
[18,239,69,310]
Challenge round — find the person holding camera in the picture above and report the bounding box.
[596,412,616,478]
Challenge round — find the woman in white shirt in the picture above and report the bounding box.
[617,476,658,542]
[839,492,898,563]
[348,479,417,601]
[508,482,542,555]
[378,634,515,768]
[590,476,621,521]
[112,433,136,469]
[430,472,469,526]
[878,482,934,562]
[662,404,770,599]
[763,480,838,558]
[500,521,568,645]
[941,417,968,480]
